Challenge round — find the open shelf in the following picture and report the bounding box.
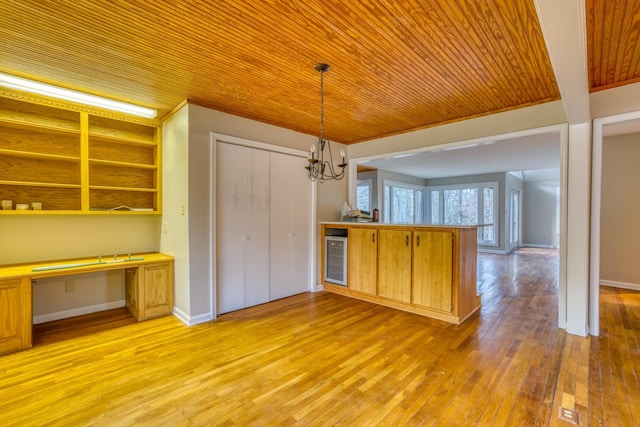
[0,95,161,214]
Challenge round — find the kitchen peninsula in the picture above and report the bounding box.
[321,222,481,324]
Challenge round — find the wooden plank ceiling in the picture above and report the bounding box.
[587,0,640,92]
[0,1,631,144]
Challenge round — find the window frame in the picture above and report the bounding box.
[356,178,372,213]
[382,179,427,224]
[427,181,499,246]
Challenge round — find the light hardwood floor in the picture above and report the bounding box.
[0,249,637,426]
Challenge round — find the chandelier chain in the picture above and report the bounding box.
[306,63,347,182]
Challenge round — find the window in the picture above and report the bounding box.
[430,190,440,224]
[428,182,499,245]
[383,180,426,224]
[444,188,478,225]
[356,179,372,212]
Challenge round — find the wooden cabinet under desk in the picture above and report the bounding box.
[0,253,174,356]
[125,261,174,321]
[321,223,481,324]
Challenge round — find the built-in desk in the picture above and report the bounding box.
[0,252,174,356]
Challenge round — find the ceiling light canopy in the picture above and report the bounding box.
[0,72,157,119]
[306,63,347,182]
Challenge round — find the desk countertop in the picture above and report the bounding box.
[0,252,174,280]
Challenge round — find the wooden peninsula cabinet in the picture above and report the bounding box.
[378,228,412,303]
[321,223,481,324]
[348,227,378,295]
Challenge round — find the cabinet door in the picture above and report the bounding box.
[413,230,453,312]
[269,152,311,300]
[216,142,270,314]
[139,262,174,320]
[124,268,140,320]
[348,228,377,295]
[378,229,412,303]
[0,278,32,355]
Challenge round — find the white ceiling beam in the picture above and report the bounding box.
[534,0,590,124]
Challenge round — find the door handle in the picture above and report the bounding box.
[417,235,420,247]
[405,235,409,246]
[372,232,375,243]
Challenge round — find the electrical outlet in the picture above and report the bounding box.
[558,407,579,424]
[65,281,74,292]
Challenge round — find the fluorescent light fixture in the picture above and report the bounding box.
[0,72,157,119]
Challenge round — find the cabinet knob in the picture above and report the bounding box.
[417,235,420,247]
[406,235,409,246]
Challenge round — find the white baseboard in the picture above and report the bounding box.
[172,306,190,325]
[172,306,213,325]
[600,280,640,291]
[33,300,125,324]
[313,284,324,292]
[522,243,556,249]
[478,248,508,254]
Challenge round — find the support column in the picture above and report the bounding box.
[565,122,591,336]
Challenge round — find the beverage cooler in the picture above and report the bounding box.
[324,236,347,286]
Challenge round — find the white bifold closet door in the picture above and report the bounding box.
[217,142,270,314]
[269,151,311,300]
[216,142,311,315]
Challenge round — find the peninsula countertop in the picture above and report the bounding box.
[320,221,492,229]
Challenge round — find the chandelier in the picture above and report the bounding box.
[306,63,347,181]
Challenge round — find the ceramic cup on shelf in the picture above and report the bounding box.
[31,202,42,210]
[1,200,12,210]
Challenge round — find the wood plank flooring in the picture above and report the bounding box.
[0,248,636,426]
[588,285,640,426]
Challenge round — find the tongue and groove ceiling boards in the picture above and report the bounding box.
[0,1,637,144]
[587,0,640,93]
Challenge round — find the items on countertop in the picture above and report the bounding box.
[340,202,373,222]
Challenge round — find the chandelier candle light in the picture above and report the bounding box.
[306,63,347,181]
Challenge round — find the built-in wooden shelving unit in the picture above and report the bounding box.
[0,94,161,214]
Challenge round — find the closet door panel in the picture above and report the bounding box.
[216,142,248,313]
[269,152,294,300]
[289,157,311,295]
[243,148,271,307]
[269,152,311,299]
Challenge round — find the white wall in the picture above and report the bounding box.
[0,214,160,320]
[600,133,640,287]
[162,103,345,324]
[523,180,560,248]
[348,101,567,159]
[564,122,590,336]
[0,215,160,265]
[33,270,125,323]
[160,105,191,317]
